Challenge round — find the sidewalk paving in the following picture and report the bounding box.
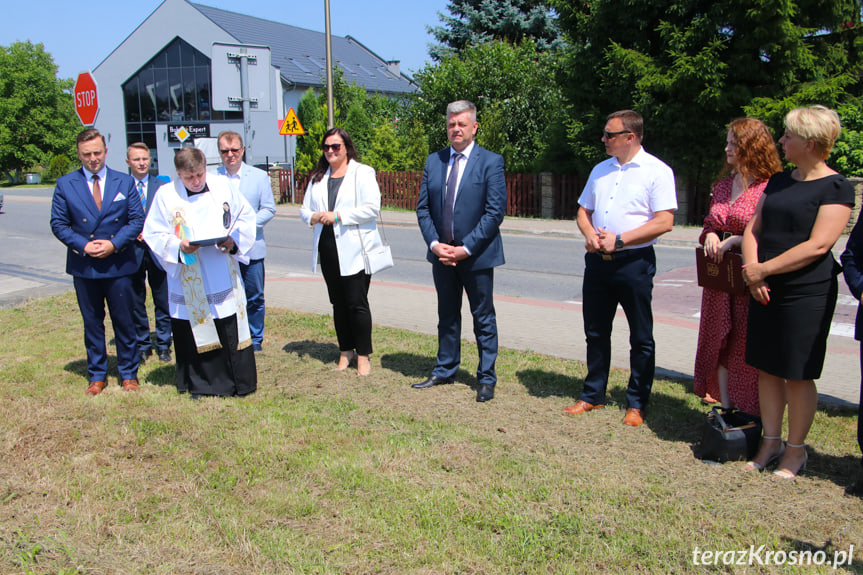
[269,205,861,407]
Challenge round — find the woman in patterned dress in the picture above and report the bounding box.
[693,118,782,414]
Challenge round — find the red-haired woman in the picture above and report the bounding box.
[694,118,782,414]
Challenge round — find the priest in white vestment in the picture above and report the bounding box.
[142,147,258,397]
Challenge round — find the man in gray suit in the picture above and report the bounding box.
[127,143,172,363]
[216,130,276,351]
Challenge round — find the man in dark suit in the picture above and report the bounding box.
[50,128,145,395]
[126,142,172,364]
[841,216,863,497]
[414,100,507,402]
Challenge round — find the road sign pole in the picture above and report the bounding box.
[290,135,296,204]
[239,49,252,163]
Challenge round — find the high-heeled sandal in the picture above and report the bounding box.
[336,351,358,371]
[746,436,785,471]
[773,443,808,479]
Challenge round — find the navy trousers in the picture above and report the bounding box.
[132,248,172,353]
[73,274,139,382]
[581,247,656,409]
[431,261,498,386]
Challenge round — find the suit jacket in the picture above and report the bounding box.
[215,162,276,260]
[299,159,382,276]
[417,144,506,271]
[841,214,863,341]
[50,167,144,279]
[135,174,167,269]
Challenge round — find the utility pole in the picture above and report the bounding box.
[324,0,335,128]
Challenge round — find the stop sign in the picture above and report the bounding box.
[74,71,99,126]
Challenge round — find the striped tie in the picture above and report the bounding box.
[137,180,146,208]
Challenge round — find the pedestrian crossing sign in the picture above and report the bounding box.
[279,108,305,135]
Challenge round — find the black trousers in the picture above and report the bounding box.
[318,226,373,355]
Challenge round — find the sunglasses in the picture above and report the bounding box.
[322,143,342,152]
[603,130,631,140]
[219,147,242,154]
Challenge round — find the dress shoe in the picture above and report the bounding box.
[476,384,495,402]
[411,375,453,389]
[157,349,172,363]
[139,350,152,364]
[122,379,140,392]
[253,343,263,352]
[562,400,605,414]
[86,381,107,396]
[623,408,644,427]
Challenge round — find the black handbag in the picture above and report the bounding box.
[699,407,762,462]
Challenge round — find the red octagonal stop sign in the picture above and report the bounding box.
[74,71,99,126]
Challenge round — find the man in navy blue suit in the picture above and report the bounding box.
[50,129,145,395]
[841,216,863,497]
[126,142,172,364]
[414,100,507,402]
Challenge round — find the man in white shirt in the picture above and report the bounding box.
[127,143,172,363]
[565,110,677,426]
[215,131,276,352]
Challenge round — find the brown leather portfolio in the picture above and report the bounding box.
[695,247,746,295]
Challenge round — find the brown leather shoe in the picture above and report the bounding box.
[562,400,605,414]
[86,381,107,396]
[122,379,139,392]
[623,408,644,426]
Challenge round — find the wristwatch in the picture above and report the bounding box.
[615,234,625,250]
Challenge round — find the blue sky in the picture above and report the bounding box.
[2,0,449,80]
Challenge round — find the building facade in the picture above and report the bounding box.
[93,0,416,181]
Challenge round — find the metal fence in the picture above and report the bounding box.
[278,169,585,219]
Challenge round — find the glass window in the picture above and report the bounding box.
[124,78,140,122]
[122,38,243,168]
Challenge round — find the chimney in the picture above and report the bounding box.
[385,60,401,77]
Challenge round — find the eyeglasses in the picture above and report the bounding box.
[322,143,342,152]
[219,147,242,154]
[603,130,632,140]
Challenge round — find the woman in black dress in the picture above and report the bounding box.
[742,105,854,478]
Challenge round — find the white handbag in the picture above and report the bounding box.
[354,174,393,275]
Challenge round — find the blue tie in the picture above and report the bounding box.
[137,180,146,209]
[442,152,462,244]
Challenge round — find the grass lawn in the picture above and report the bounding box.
[1,293,861,574]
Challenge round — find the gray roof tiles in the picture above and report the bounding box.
[192,3,416,94]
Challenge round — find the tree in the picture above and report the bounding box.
[412,39,566,172]
[429,0,564,60]
[294,71,426,175]
[551,0,863,221]
[0,41,78,183]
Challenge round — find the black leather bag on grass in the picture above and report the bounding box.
[699,407,762,462]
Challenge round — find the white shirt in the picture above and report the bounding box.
[578,147,677,249]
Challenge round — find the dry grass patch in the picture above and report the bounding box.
[0,293,861,574]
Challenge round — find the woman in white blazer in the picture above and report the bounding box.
[300,128,382,376]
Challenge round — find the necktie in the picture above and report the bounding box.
[442,152,462,244]
[92,175,102,211]
[137,180,146,209]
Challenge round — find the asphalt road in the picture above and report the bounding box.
[0,187,697,311]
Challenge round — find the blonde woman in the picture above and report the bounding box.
[742,106,854,477]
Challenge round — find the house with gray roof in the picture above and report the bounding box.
[92,0,416,179]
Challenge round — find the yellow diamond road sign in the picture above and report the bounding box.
[279,108,305,136]
[176,126,190,142]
